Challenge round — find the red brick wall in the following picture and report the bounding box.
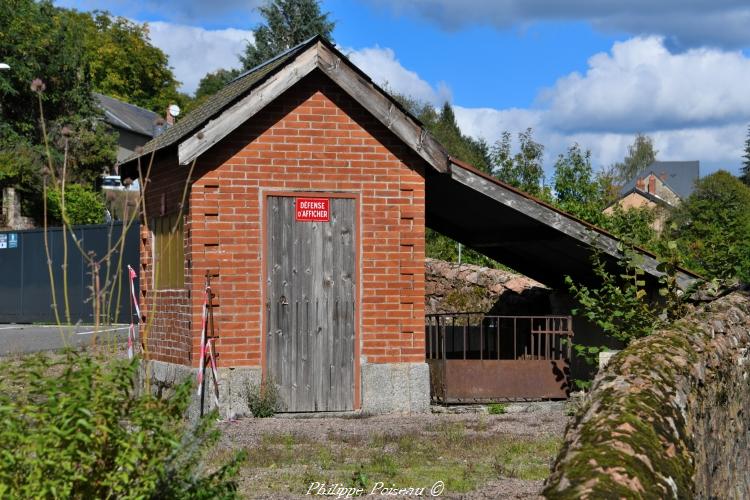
[137,155,193,365]
[141,71,427,369]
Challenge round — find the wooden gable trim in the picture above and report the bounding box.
[178,47,318,165]
[314,42,449,173]
[178,41,449,173]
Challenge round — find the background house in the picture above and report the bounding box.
[95,93,162,165]
[604,160,700,230]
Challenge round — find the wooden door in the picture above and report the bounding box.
[265,196,356,411]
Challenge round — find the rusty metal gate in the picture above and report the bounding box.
[425,313,573,402]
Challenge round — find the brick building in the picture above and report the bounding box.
[121,37,700,416]
[121,37,443,414]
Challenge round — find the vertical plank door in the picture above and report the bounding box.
[266,196,356,411]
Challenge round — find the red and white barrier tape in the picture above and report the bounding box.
[196,285,220,408]
[196,286,209,396]
[127,265,141,359]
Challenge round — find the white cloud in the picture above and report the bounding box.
[446,36,748,176]
[146,21,253,95]
[367,0,750,50]
[543,37,750,133]
[346,46,451,105]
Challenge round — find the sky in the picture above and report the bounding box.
[56,0,750,178]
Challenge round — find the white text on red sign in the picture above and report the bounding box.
[296,197,330,222]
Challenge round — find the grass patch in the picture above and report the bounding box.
[488,403,508,415]
[226,420,563,497]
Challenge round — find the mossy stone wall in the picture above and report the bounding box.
[544,291,750,499]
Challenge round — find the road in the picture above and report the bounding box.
[0,324,129,356]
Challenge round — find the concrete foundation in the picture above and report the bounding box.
[143,359,431,418]
[143,360,261,421]
[360,361,430,413]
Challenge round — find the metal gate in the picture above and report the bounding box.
[0,222,139,324]
[265,195,356,412]
[426,312,573,401]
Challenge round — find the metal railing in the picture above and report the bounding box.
[425,312,573,361]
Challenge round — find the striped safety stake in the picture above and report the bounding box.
[127,265,141,359]
[196,286,209,397]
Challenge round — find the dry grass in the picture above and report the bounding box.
[212,411,566,498]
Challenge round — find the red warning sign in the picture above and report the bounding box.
[295,197,330,222]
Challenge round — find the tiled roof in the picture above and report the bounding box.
[620,161,700,200]
[95,93,160,137]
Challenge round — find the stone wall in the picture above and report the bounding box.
[544,291,750,499]
[424,258,545,314]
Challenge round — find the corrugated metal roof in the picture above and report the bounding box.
[620,161,700,200]
[121,37,318,164]
[95,93,161,138]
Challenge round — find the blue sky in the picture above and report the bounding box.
[56,0,750,177]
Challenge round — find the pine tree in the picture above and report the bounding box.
[241,0,335,70]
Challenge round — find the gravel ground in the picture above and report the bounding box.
[216,402,570,499]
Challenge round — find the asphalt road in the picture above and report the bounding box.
[0,324,129,356]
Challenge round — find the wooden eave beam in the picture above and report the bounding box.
[315,42,449,173]
[448,163,698,290]
[178,48,319,165]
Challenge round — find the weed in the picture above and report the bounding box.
[246,379,280,417]
[488,403,508,415]
[349,466,369,490]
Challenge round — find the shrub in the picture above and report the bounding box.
[487,403,508,415]
[246,380,280,418]
[47,183,105,225]
[0,350,245,499]
[565,243,688,368]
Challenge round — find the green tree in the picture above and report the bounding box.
[741,124,750,186]
[196,69,241,99]
[0,0,119,223]
[0,0,97,142]
[422,102,492,174]
[241,0,335,70]
[491,128,545,196]
[552,144,602,221]
[613,133,657,183]
[47,184,106,225]
[75,11,186,113]
[599,204,658,251]
[667,170,750,282]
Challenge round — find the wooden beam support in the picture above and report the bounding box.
[316,42,449,173]
[448,162,698,290]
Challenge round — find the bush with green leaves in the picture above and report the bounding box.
[246,380,281,418]
[565,242,687,367]
[0,351,245,499]
[487,403,508,415]
[46,183,105,225]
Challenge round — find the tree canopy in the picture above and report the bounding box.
[613,133,657,183]
[241,0,335,70]
[667,170,750,282]
[491,128,545,196]
[76,11,185,113]
[0,1,184,224]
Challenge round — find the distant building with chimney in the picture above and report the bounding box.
[604,161,700,231]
